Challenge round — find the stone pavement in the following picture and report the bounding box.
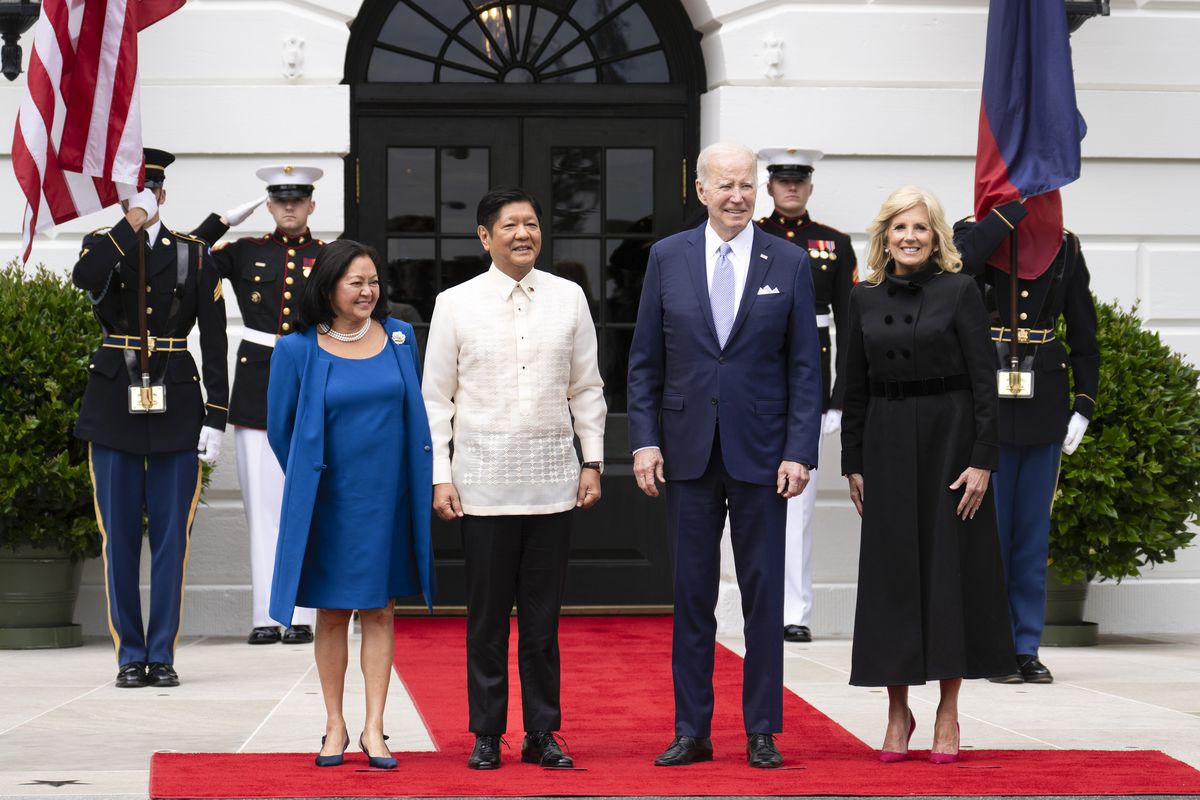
[1,629,1198,799]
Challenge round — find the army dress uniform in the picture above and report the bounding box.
[954,200,1099,679]
[756,210,855,634]
[74,214,228,681]
[207,203,324,636]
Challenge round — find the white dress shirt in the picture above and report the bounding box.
[422,264,606,516]
[704,220,755,319]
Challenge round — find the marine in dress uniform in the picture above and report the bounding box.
[203,166,325,645]
[72,149,229,689]
[954,200,1099,684]
[755,148,856,644]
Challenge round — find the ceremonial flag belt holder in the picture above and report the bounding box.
[129,228,167,414]
[997,226,1035,399]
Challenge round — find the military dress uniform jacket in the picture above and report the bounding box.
[72,218,229,455]
[953,201,1099,446]
[756,212,855,412]
[203,222,325,429]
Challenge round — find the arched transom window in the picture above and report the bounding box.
[366,0,671,84]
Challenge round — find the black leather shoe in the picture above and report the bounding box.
[247,626,280,644]
[115,662,147,688]
[146,662,179,687]
[654,735,713,766]
[282,625,314,644]
[468,735,501,770]
[988,670,1025,684]
[784,624,812,643]
[747,733,783,768]
[522,731,573,768]
[1017,654,1054,683]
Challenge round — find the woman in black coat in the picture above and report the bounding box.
[841,186,1014,764]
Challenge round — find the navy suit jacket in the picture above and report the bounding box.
[627,223,823,486]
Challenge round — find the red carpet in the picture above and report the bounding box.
[150,616,1200,797]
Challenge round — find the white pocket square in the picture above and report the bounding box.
[757,285,781,295]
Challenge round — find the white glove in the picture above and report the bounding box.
[823,409,843,436]
[1062,412,1089,455]
[197,426,224,464]
[128,188,159,219]
[223,195,267,227]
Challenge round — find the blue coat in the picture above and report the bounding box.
[627,223,823,485]
[266,318,435,624]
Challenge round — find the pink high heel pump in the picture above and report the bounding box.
[879,710,916,763]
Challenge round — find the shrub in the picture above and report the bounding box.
[0,260,100,560]
[1050,298,1200,583]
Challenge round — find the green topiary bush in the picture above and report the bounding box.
[1050,298,1200,583]
[0,260,100,560]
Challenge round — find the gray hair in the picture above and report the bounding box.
[696,142,756,187]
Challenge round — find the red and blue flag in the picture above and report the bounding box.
[974,0,1086,278]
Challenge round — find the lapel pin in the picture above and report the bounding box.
[392,331,406,345]
[161,237,171,246]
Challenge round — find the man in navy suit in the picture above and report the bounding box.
[628,142,822,768]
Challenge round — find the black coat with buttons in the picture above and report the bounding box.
[204,224,325,429]
[953,201,1100,446]
[840,264,1012,686]
[72,217,228,455]
[757,211,855,412]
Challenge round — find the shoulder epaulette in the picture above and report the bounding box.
[87,226,113,237]
[171,230,207,245]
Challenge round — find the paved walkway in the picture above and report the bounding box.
[1,629,1198,799]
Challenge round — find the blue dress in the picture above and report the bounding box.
[295,343,419,609]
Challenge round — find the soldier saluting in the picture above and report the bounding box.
[755,147,856,645]
[202,165,325,646]
[72,148,228,689]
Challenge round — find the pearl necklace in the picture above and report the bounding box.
[319,319,372,343]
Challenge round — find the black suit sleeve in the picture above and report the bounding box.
[190,213,229,248]
[73,218,139,296]
[828,236,856,409]
[953,200,1027,279]
[840,286,869,475]
[195,245,229,430]
[954,278,1000,471]
[1061,234,1100,419]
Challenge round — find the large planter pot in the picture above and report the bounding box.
[0,545,84,649]
[1041,565,1098,647]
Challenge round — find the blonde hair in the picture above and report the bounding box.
[695,142,756,187]
[862,185,962,285]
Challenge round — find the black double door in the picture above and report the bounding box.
[356,114,684,609]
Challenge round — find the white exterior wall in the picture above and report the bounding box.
[0,0,1195,635]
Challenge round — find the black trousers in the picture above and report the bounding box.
[461,510,571,735]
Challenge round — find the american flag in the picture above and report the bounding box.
[11,0,185,262]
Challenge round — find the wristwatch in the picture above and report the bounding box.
[581,461,604,474]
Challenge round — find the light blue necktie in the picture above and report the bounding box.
[711,242,735,348]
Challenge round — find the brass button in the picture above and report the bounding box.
[145,285,152,293]
[786,231,795,239]
[281,322,291,332]
[820,264,828,271]
[254,275,261,282]
[1019,312,1028,321]
[250,291,262,304]
[146,307,153,315]
[287,262,296,269]
[88,363,95,370]
[285,276,294,285]
[193,375,198,381]
[821,346,828,352]
[287,249,296,257]
[282,307,291,316]
[1021,290,1030,298]
[240,356,248,364]
[298,237,305,244]
[161,237,170,246]
[284,291,292,300]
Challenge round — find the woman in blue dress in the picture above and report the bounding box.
[267,240,435,769]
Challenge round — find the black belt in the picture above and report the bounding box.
[870,374,970,400]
